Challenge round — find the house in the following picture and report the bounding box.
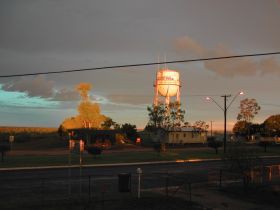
[162,127,207,145]
[139,127,208,145]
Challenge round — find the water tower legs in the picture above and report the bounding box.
[153,83,159,106]
[176,87,180,105]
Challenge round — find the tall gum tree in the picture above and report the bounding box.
[61,83,107,129]
[237,98,261,123]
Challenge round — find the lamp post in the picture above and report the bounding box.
[206,91,244,153]
[210,121,213,137]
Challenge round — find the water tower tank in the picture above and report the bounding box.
[156,69,180,97]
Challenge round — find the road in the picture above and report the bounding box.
[0,156,279,181]
[0,157,279,209]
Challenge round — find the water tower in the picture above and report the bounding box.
[153,69,181,106]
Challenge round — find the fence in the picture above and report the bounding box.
[218,164,280,189]
[0,171,197,210]
[0,164,279,209]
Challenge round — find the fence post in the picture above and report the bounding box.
[41,179,44,208]
[165,174,169,197]
[219,169,222,188]
[136,168,142,199]
[79,154,82,197]
[188,183,192,201]
[88,176,91,203]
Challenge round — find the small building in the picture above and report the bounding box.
[68,128,125,148]
[139,127,208,145]
[162,127,207,145]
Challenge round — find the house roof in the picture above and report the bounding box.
[164,127,207,132]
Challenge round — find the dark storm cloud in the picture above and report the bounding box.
[0,75,148,107]
[1,76,80,101]
[0,0,163,54]
[2,76,54,98]
[1,0,280,128]
[175,36,280,77]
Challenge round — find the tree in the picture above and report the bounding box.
[167,102,185,128]
[236,98,261,139]
[193,120,209,131]
[146,104,166,129]
[57,125,68,139]
[237,98,261,122]
[101,117,117,129]
[78,101,106,128]
[61,117,84,130]
[183,122,191,127]
[146,102,185,130]
[121,123,137,141]
[263,114,280,137]
[60,83,107,130]
[233,121,251,137]
[76,83,92,101]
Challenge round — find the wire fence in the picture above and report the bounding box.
[0,164,279,209]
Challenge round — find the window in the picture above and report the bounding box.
[176,134,179,139]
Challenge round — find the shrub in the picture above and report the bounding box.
[86,146,102,157]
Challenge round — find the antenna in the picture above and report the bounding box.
[157,54,160,72]
[164,54,167,69]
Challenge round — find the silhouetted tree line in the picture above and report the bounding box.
[233,114,280,138]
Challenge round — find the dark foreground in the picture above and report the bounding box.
[0,157,279,209]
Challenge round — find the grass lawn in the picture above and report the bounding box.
[1,145,280,168]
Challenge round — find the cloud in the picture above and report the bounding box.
[2,76,54,98]
[174,36,280,77]
[204,45,258,77]
[175,36,204,56]
[259,57,280,75]
[1,76,80,101]
[107,94,151,105]
[0,77,151,109]
[53,89,80,101]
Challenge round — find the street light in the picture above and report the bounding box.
[206,91,244,153]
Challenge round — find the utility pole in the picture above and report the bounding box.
[210,121,213,137]
[221,95,231,153]
[206,91,243,154]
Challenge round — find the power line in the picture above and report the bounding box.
[0,51,280,78]
[260,103,280,107]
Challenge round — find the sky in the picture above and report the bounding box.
[0,0,280,130]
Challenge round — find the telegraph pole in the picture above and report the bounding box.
[221,95,231,153]
[206,92,243,154]
[210,121,213,137]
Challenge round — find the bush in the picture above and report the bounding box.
[86,146,102,157]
